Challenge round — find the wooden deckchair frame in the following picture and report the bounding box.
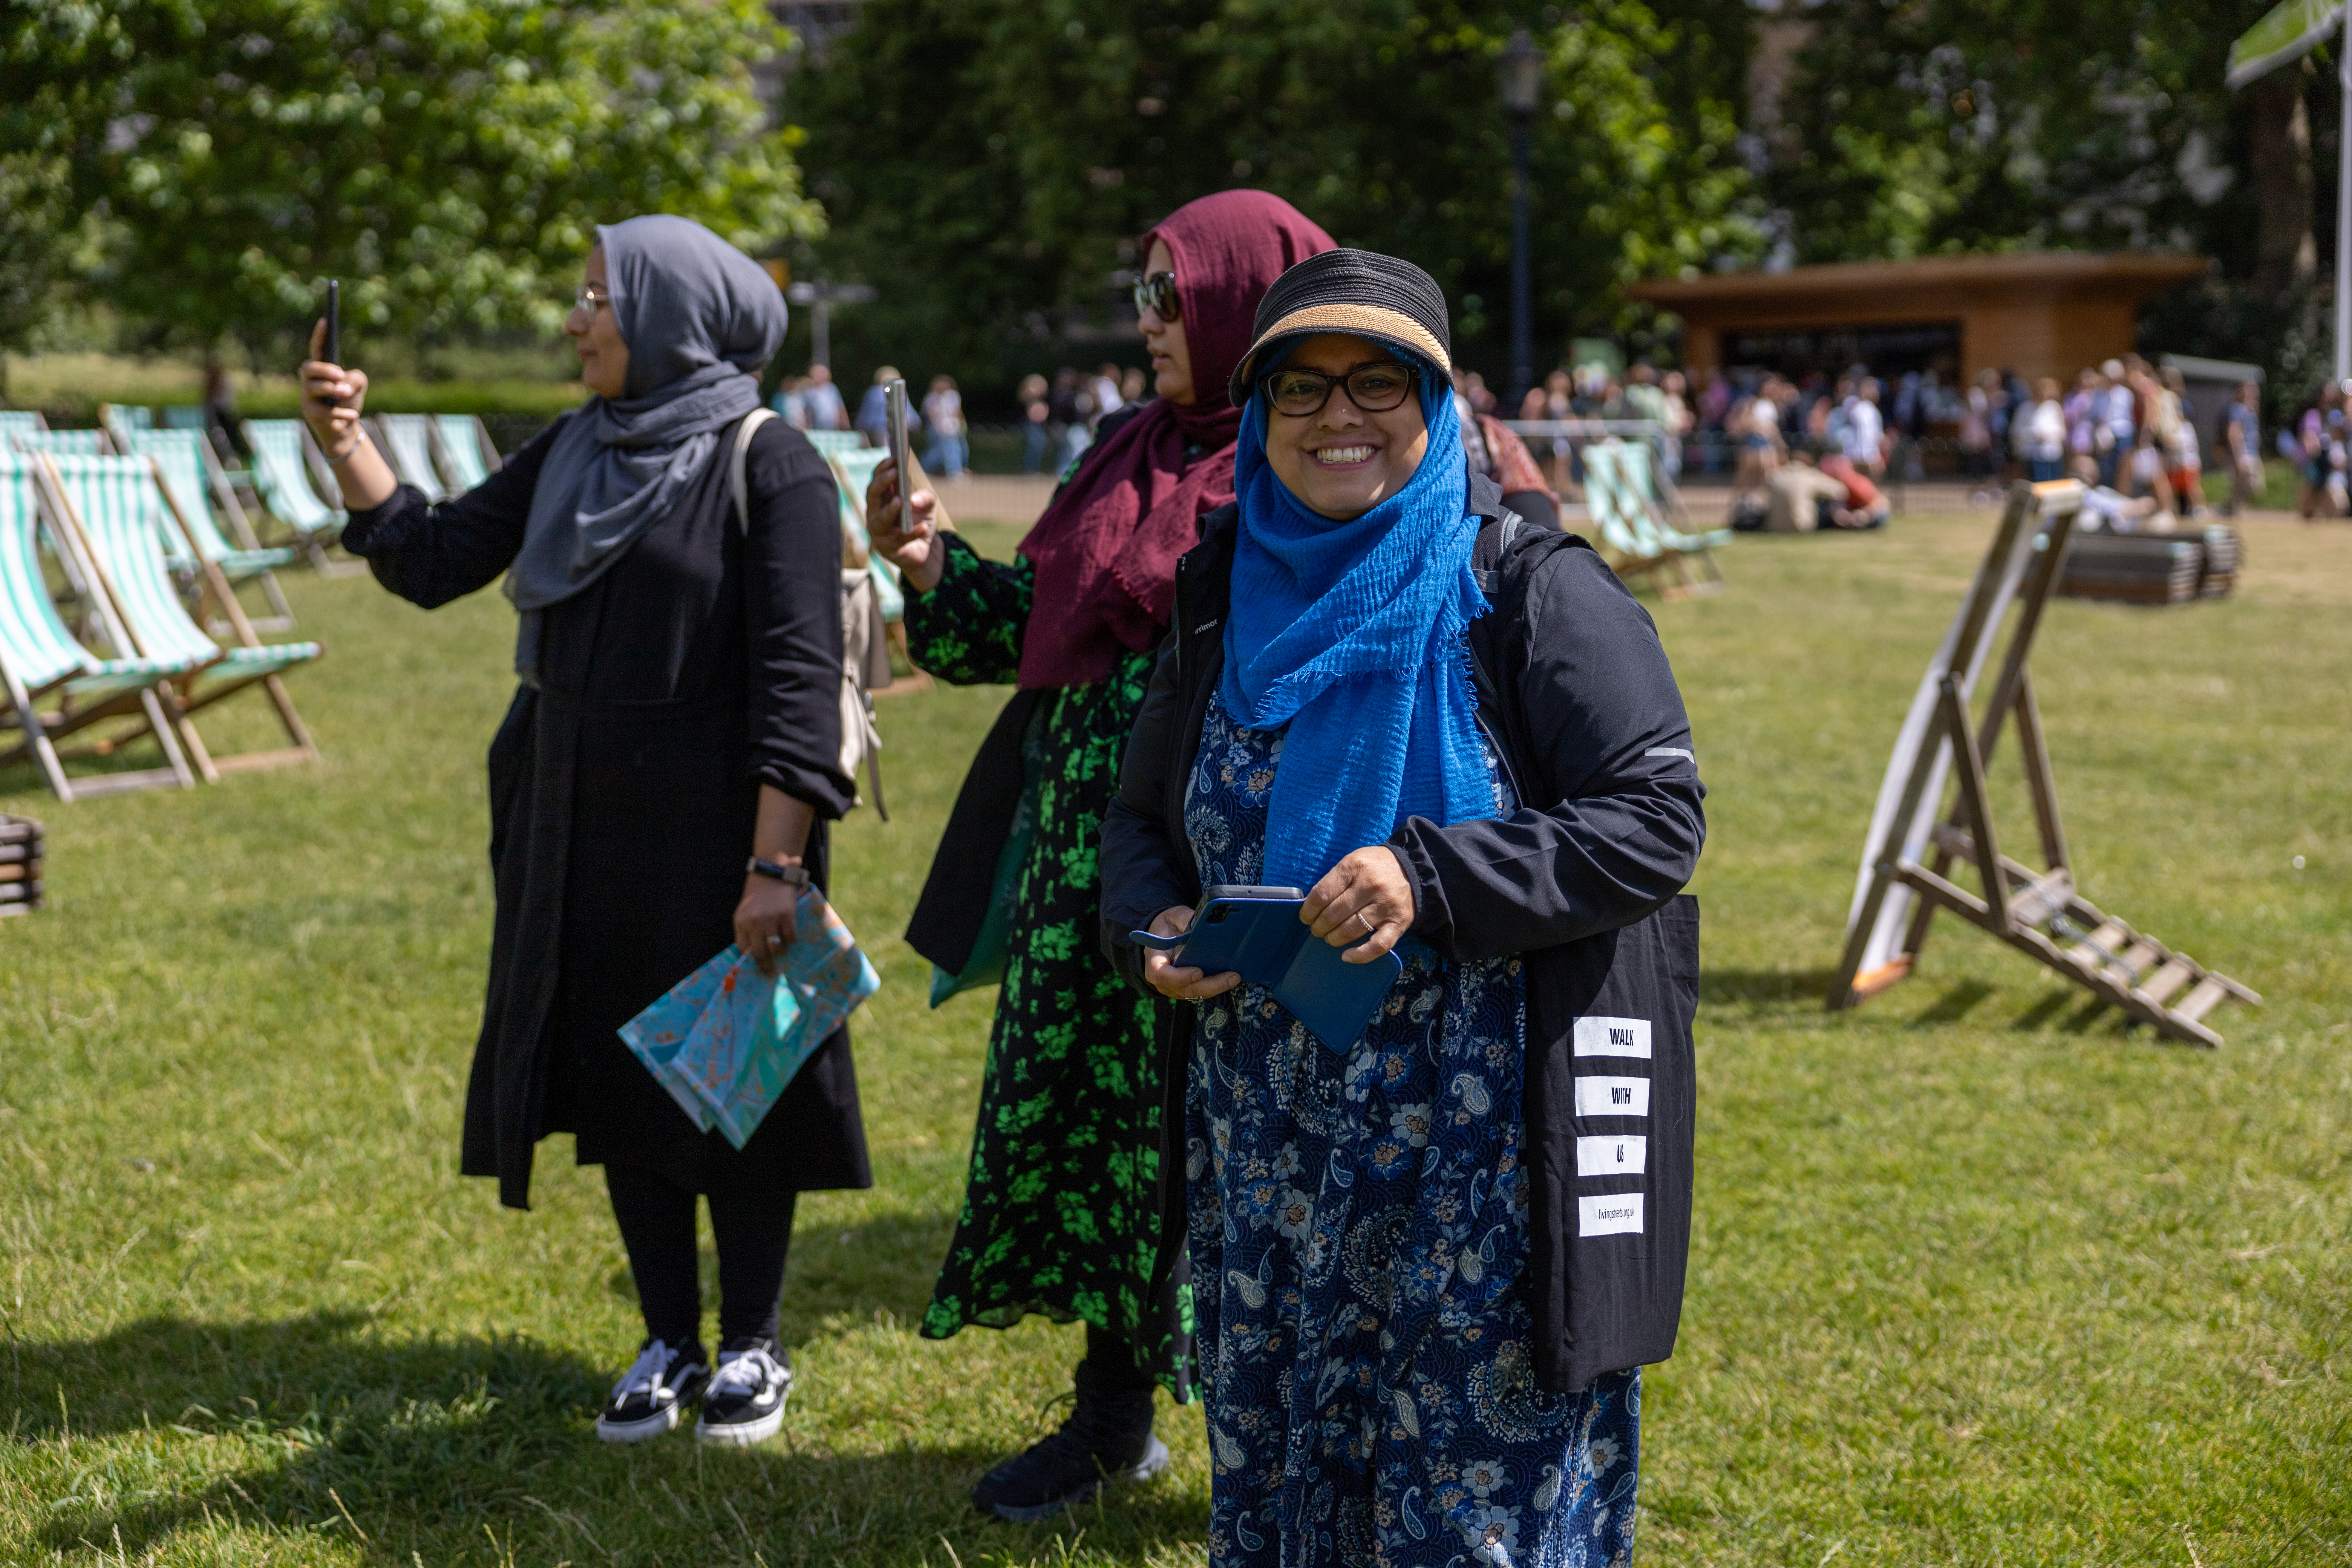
[1827,479,2258,1046]
[0,459,196,799]
[34,453,318,782]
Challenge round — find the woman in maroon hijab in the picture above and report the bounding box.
[869,190,1332,1520]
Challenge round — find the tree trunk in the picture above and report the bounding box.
[2250,66,2316,299]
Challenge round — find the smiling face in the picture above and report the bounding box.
[1139,238,1194,406]
[1261,333,1429,521]
[565,246,631,400]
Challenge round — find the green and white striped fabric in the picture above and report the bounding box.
[126,430,297,578]
[1582,442,1664,562]
[1615,443,1732,552]
[0,411,50,441]
[804,429,868,456]
[375,413,450,503]
[11,428,112,457]
[43,454,320,685]
[432,414,493,492]
[0,453,191,700]
[824,447,903,623]
[102,404,154,435]
[160,406,208,432]
[243,420,345,539]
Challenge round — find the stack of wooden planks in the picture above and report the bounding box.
[0,814,41,916]
[2057,529,2212,605]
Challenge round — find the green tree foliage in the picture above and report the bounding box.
[3,0,820,362]
[0,154,85,393]
[795,0,1757,397]
[1764,0,2328,403]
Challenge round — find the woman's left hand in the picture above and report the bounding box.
[1302,846,1415,964]
[735,873,801,979]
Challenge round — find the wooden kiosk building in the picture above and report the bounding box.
[1628,252,2208,385]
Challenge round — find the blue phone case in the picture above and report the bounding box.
[1133,885,1402,1054]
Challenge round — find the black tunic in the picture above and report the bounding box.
[343,413,870,1209]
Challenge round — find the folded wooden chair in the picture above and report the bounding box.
[430,414,501,494]
[36,452,322,781]
[124,429,299,631]
[240,418,350,571]
[371,413,451,504]
[0,452,198,799]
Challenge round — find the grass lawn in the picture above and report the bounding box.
[2,507,2346,1566]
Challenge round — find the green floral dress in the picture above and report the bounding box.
[908,532,1193,1395]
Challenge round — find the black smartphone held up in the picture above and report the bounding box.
[325,278,340,368]
[885,377,912,532]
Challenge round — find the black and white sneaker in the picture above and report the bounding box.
[695,1338,792,1446]
[594,1338,709,1443]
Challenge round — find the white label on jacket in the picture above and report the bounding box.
[1574,1076,1650,1118]
[1576,1134,1648,1176]
[1573,1016,1652,1058]
[1579,1193,1645,1237]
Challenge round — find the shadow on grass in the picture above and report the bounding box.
[28,1306,1204,1565]
[1908,978,1995,1027]
[1699,969,1837,1007]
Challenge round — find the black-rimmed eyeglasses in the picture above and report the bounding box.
[1260,361,1418,418]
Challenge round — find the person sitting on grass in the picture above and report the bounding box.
[1818,452,1891,529]
[299,214,868,1450]
[1101,248,1706,1567]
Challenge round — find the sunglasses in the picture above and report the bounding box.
[1132,271,1181,322]
[1260,361,1418,418]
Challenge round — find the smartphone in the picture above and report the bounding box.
[325,278,340,368]
[885,378,912,532]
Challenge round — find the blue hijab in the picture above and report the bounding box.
[1219,358,1497,891]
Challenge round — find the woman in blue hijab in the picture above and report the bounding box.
[1102,250,1708,1566]
[300,216,867,1449]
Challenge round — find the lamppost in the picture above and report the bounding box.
[1498,26,1542,409]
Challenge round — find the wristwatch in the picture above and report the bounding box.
[746,856,810,886]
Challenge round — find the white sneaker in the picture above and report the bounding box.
[695,1338,792,1445]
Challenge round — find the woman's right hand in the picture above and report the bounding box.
[298,318,369,462]
[1143,905,1241,1001]
[866,458,946,595]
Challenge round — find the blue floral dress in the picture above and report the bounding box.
[1184,691,1641,1568]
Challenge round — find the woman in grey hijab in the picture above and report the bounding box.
[300,214,867,1448]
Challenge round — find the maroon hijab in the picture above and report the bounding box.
[1015,190,1334,689]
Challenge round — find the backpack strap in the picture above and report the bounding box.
[1472,507,1525,596]
[731,408,778,534]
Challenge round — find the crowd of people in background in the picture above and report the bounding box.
[767,345,2296,535]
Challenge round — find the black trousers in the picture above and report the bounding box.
[605,1163,797,1349]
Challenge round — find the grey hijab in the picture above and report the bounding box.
[508,214,786,673]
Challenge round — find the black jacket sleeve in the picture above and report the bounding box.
[339,418,564,607]
[1101,637,1197,991]
[740,419,856,816]
[1390,546,1706,960]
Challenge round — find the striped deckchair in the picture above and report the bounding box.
[126,429,298,630]
[159,406,209,432]
[100,404,154,438]
[36,453,321,781]
[1617,442,1727,593]
[825,446,905,623]
[431,414,500,493]
[240,418,348,570]
[11,428,114,457]
[804,429,869,457]
[372,413,450,504]
[1582,441,1677,591]
[0,452,197,799]
[0,412,50,442]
